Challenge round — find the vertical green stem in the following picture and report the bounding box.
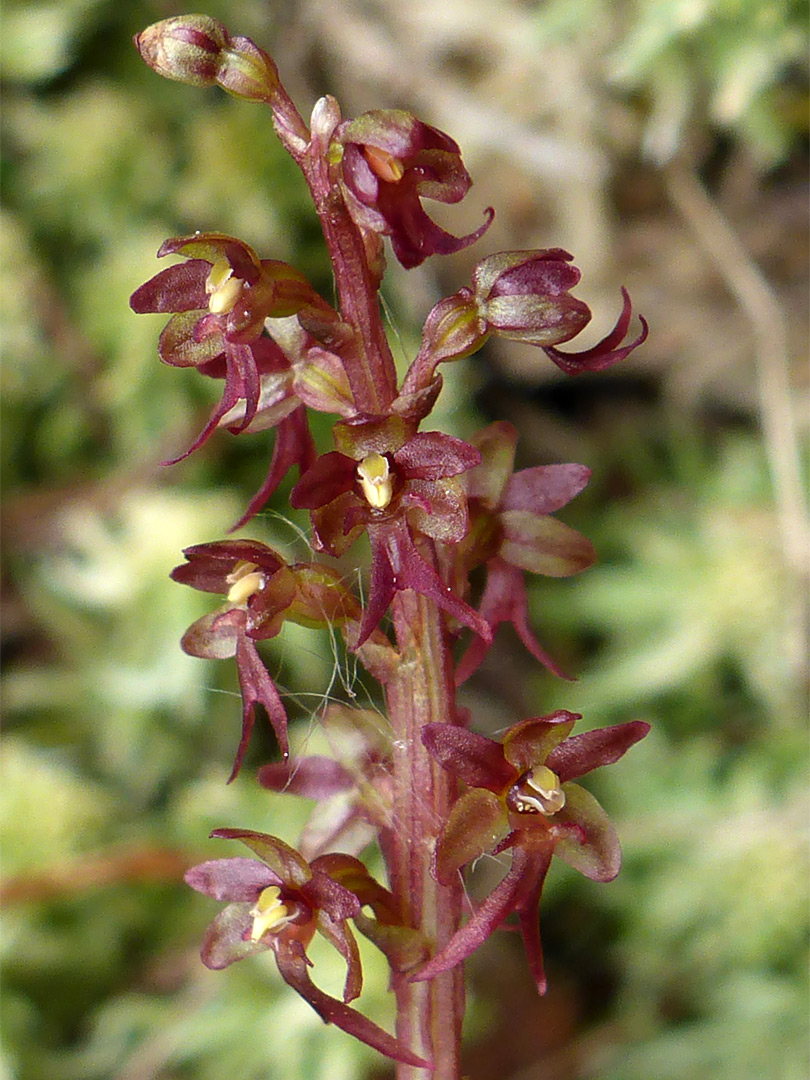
[386,589,464,1080]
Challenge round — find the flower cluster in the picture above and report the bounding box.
[133,13,650,1071]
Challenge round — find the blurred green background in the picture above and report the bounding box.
[2,1,808,1078]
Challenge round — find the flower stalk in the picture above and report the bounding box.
[131,14,649,1077]
[386,588,465,1077]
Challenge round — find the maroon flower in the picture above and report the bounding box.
[335,109,493,269]
[130,233,335,470]
[257,704,394,859]
[452,421,596,683]
[185,830,428,1067]
[404,249,648,392]
[415,713,650,993]
[291,417,491,645]
[172,540,362,778]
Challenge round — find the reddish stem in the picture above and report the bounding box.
[386,588,464,1079]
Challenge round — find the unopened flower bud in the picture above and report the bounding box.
[134,16,279,103]
[215,35,280,102]
[134,15,229,86]
[473,249,591,347]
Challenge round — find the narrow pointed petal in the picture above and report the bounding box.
[546,720,651,783]
[543,289,649,374]
[185,857,279,901]
[502,463,591,515]
[211,829,311,887]
[411,849,533,984]
[257,756,354,798]
[230,407,317,530]
[421,723,515,792]
[454,559,571,684]
[353,528,397,647]
[552,782,621,881]
[231,633,289,780]
[275,944,431,1068]
[381,521,492,642]
[516,851,553,994]
[389,204,494,270]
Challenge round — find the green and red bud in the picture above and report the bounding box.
[134,15,280,103]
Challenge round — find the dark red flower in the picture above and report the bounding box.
[404,249,648,392]
[172,540,362,778]
[185,830,428,1067]
[130,233,339,476]
[335,109,493,269]
[415,713,650,993]
[451,421,596,683]
[291,418,491,645]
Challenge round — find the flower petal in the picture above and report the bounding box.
[500,510,596,577]
[502,711,581,773]
[501,463,591,515]
[211,829,312,888]
[393,432,480,481]
[185,856,279,901]
[405,476,469,543]
[467,422,518,508]
[230,407,316,530]
[129,259,209,313]
[411,845,546,985]
[546,720,651,783]
[274,941,430,1067]
[552,782,621,881]
[543,288,649,374]
[421,723,516,792]
[434,789,510,883]
[454,559,571,684]
[232,633,289,779]
[257,756,355,798]
[199,902,267,969]
[290,451,357,510]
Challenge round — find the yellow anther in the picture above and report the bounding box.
[249,885,291,941]
[226,560,265,604]
[514,765,566,816]
[363,145,405,183]
[206,259,243,314]
[357,453,393,509]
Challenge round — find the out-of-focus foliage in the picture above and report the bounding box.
[2,2,807,1080]
[535,0,809,164]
